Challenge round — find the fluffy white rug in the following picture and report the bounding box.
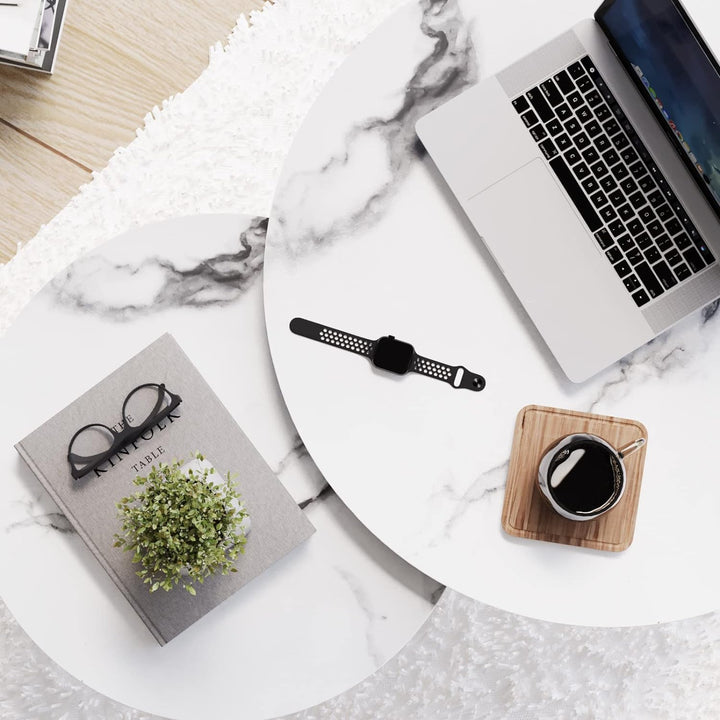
[1,1,720,718]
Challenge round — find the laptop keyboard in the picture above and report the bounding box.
[513,55,715,308]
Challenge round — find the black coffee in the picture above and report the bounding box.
[547,439,622,515]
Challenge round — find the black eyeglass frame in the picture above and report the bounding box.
[67,382,182,479]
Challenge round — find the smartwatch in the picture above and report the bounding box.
[289,317,485,392]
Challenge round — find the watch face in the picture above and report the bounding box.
[372,336,414,374]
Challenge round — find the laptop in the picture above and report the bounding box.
[416,0,720,382]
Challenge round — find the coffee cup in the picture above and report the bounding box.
[537,433,645,521]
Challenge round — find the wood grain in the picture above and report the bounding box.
[0,0,266,264]
[0,121,90,262]
[502,405,648,552]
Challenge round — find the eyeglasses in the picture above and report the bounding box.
[67,383,182,479]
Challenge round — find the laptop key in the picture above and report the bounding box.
[647,220,664,238]
[627,248,643,266]
[582,147,600,165]
[590,190,608,208]
[653,260,678,290]
[594,134,611,152]
[585,120,602,138]
[594,228,614,249]
[647,190,664,207]
[599,175,617,192]
[694,240,715,264]
[574,162,591,180]
[576,75,593,93]
[611,164,630,181]
[603,118,621,136]
[609,219,625,237]
[521,110,539,128]
[591,161,609,178]
[618,234,635,252]
[638,175,655,193]
[644,247,661,264]
[556,103,572,121]
[568,61,585,79]
[624,274,641,292]
[630,161,647,179]
[539,139,558,160]
[582,176,600,193]
[603,149,620,166]
[600,205,618,222]
[632,288,650,307]
[567,91,583,109]
[626,219,643,236]
[612,134,630,151]
[576,106,593,123]
[595,104,612,122]
[575,132,590,150]
[675,263,691,281]
[620,147,639,165]
[546,118,563,136]
[656,234,673,252]
[555,133,572,151]
[548,156,602,232]
[586,90,602,107]
[606,246,623,263]
[609,189,624,206]
[638,206,655,224]
[554,70,574,94]
[628,191,646,209]
[565,148,582,165]
[564,118,582,135]
[530,125,548,141]
[526,87,554,122]
[618,204,634,222]
[540,79,564,106]
[666,248,682,266]
[656,204,673,222]
[675,232,692,250]
[635,262,664,298]
[683,248,705,273]
[614,260,632,278]
[620,177,638,194]
[635,232,652,249]
[513,96,530,113]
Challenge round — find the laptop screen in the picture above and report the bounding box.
[597,0,720,215]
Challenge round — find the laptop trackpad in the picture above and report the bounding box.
[464,159,653,382]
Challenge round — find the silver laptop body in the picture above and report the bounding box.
[416,1,720,382]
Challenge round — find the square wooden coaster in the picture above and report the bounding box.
[502,405,648,552]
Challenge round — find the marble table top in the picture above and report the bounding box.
[0,215,440,720]
[264,0,720,626]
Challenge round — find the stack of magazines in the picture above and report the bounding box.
[0,0,68,73]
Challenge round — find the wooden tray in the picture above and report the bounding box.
[502,405,648,552]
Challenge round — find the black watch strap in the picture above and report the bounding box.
[411,354,486,392]
[289,317,376,359]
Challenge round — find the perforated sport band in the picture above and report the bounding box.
[289,317,376,358]
[412,354,486,391]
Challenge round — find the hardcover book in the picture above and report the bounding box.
[15,333,315,644]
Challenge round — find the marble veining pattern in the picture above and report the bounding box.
[52,216,268,319]
[271,0,477,258]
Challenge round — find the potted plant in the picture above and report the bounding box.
[114,452,249,595]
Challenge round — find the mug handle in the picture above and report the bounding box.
[617,438,646,459]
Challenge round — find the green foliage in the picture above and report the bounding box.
[114,452,248,595]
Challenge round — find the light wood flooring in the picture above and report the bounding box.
[0,0,266,264]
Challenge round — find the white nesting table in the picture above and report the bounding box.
[0,215,440,720]
[263,0,720,626]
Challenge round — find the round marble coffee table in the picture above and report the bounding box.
[0,215,440,720]
[264,0,720,626]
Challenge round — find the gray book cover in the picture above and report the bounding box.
[15,333,315,645]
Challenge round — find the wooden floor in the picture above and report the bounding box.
[0,0,266,264]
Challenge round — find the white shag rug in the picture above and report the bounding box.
[1,1,720,718]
